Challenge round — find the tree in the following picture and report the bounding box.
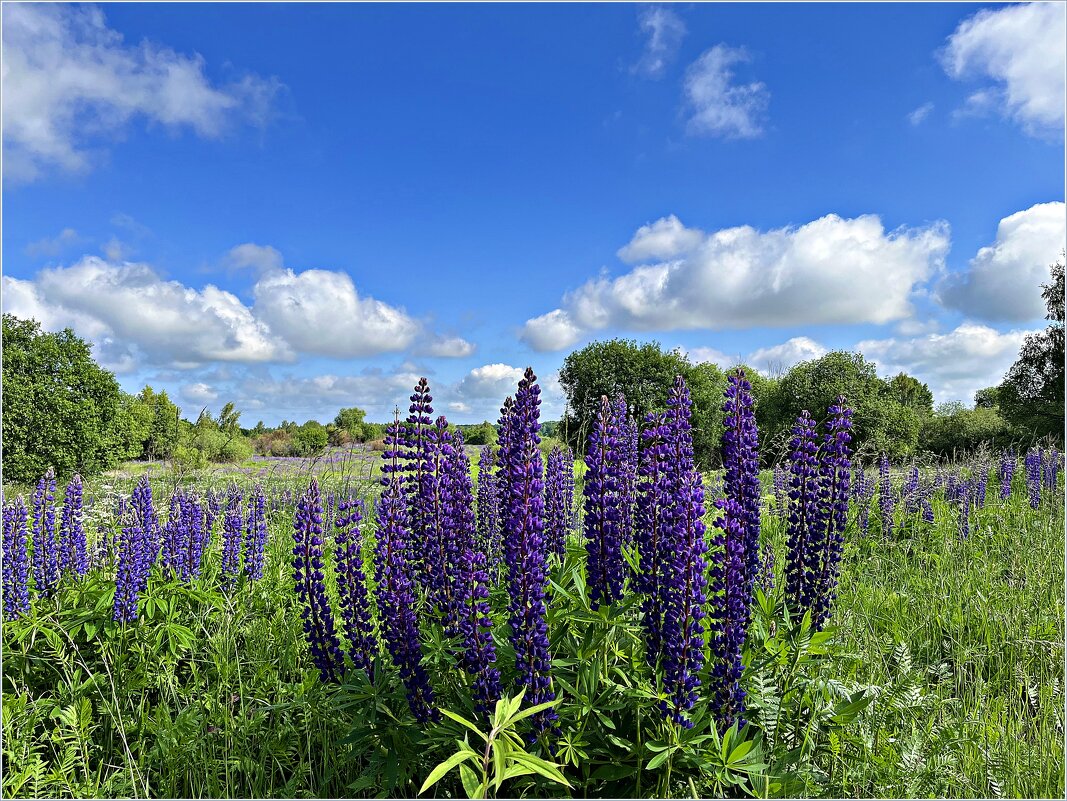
[885,372,934,416]
[147,389,181,460]
[974,386,1000,409]
[334,407,368,441]
[998,258,1065,442]
[293,421,329,455]
[2,314,129,482]
[460,421,497,446]
[557,339,728,467]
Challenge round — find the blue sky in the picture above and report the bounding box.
[3,2,1065,424]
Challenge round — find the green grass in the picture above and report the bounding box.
[2,468,1062,798]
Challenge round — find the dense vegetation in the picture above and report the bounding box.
[2,367,1063,799]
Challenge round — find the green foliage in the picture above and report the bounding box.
[885,372,934,416]
[334,407,369,441]
[459,421,498,446]
[557,339,728,467]
[292,421,329,455]
[920,403,1011,456]
[998,258,1065,443]
[1,314,130,482]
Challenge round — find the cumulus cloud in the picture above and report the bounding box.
[683,45,769,139]
[456,363,526,400]
[857,322,1033,403]
[941,2,1066,138]
[420,335,477,358]
[748,337,828,375]
[227,243,284,273]
[253,267,421,358]
[1,3,280,183]
[632,6,686,78]
[685,345,736,366]
[182,382,219,405]
[231,369,423,421]
[617,215,705,263]
[939,201,1066,321]
[2,256,288,368]
[522,213,950,351]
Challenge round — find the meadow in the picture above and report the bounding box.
[2,370,1063,800]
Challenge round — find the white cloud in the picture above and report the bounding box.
[1,3,280,183]
[748,336,828,374]
[683,45,769,139]
[908,102,934,126]
[457,363,526,400]
[227,242,284,273]
[102,236,130,261]
[522,213,950,351]
[941,2,1066,138]
[253,266,421,358]
[617,215,704,263]
[25,227,81,257]
[448,401,473,415]
[182,382,219,405]
[685,345,736,366]
[857,322,1034,403]
[939,201,1066,321]
[232,369,423,422]
[632,6,686,78]
[421,335,477,358]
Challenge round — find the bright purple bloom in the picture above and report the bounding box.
[476,445,502,567]
[113,512,147,624]
[658,376,709,728]
[292,478,345,684]
[31,468,58,598]
[244,485,268,581]
[878,454,894,539]
[707,498,747,731]
[376,418,438,722]
[131,475,160,588]
[1044,449,1061,492]
[403,378,436,586]
[784,411,820,614]
[59,474,87,577]
[455,547,502,722]
[499,368,557,739]
[334,497,376,679]
[809,397,852,630]
[721,369,761,616]
[221,484,243,584]
[852,468,876,537]
[3,498,31,620]
[583,395,626,609]
[1025,448,1042,509]
[180,494,208,582]
[999,450,1016,500]
[616,396,639,547]
[543,445,571,559]
[634,411,669,668]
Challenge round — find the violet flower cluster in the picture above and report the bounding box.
[707,498,747,730]
[1025,448,1042,509]
[634,411,669,668]
[1043,448,1061,493]
[292,478,345,684]
[544,445,572,559]
[440,425,479,633]
[878,454,894,539]
[403,378,436,586]
[656,376,709,728]
[999,450,1016,500]
[244,485,268,581]
[851,468,876,538]
[3,498,31,620]
[498,368,558,739]
[376,418,438,723]
[721,369,761,615]
[32,468,58,598]
[455,547,502,722]
[59,474,87,578]
[583,395,626,610]
[221,484,243,585]
[334,496,376,680]
[476,445,502,567]
[784,411,820,613]
[617,395,639,547]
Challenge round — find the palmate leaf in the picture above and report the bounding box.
[506,751,571,788]
[418,750,476,795]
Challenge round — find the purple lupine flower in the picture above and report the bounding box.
[973,462,990,510]
[334,497,376,679]
[721,369,761,617]
[999,450,1016,501]
[499,369,558,739]
[543,446,571,559]
[59,474,87,577]
[784,412,820,614]
[160,491,184,579]
[852,468,876,538]
[244,485,268,581]
[901,466,920,515]
[131,475,160,589]
[31,468,59,598]
[955,481,973,539]
[376,417,438,722]
[403,378,436,586]
[436,425,478,633]
[878,454,894,539]
[635,411,669,668]
[113,513,146,624]
[422,417,459,628]
[1025,449,1042,509]
[809,397,852,631]
[476,445,502,568]
[221,484,243,584]
[616,396,639,547]
[658,376,709,728]
[583,395,626,610]
[181,494,208,582]
[3,498,31,620]
[1044,448,1061,492]
[456,547,502,722]
[292,478,345,683]
[706,498,747,731]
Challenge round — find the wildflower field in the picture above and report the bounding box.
[2,369,1063,799]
